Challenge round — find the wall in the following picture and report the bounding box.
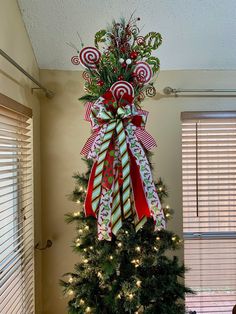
[0,0,42,313]
[39,68,236,314]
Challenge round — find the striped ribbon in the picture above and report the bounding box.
[91,109,131,220]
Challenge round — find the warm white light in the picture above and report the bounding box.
[128,293,134,300]
[83,248,87,252]
[156,236,160,241]
[136,280,142,287]
[68,289,74,296]
[172,236,176,241]
[76,200,81,204]
[117,293,121,299]
[78,229,83,234]
[109,255,113,260]
[166,213,170,217]
[83,259,89,264]
[135,246,141,252]
[89,246,93,250]
[159,187,163,191]
[117,242,122,248]
[84,226,89,231]
[79,299,85,305]
[85,306,91,313]
[68,276,73,283]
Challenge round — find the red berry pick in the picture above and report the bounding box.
[130,51,138,59]
[97,80,104,86]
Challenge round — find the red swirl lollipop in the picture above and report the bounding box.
[79,47,101,69]
[136,36,145,45]
[110,81,134,102]
[71,55,80,65]
[133,61,152,84]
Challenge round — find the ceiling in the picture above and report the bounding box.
[18,0,236,71]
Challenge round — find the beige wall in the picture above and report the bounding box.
[0,0,42,313]
[39,69,236,314]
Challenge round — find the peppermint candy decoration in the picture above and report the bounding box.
[133,61,153,84]
[136,36,145,45]
[71,55,80,65]
[79,47,101,69]
[110,81,134,101]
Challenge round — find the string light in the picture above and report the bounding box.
[68,276,73,283]
[153,246,158,251]
[89,246,93,250]
[125,231,129,234]
[136,280,142,287]
[166,213,170,218]
[83,259,89,264]
[159,187,163,191]
[135,246,141,252]
[128,293,134,300]
[83,248,87,252]
[75,239,81,247]
[131,259,140,267]
[156,236,160,241]
[166,205,170,209]
[79,187,83,191]
[172,236,176,242]
[68,289,74,296]
[79,299,85,305]
[84,225,89,231]
[85,306,91,313]
[78,229,83,234]
[73,211,80,217]
[117,293,121,299]
[109,255,114,260]
[117,242,122,248]
[97,271,103,279]
[76,200,81,204]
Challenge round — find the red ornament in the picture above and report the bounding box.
[121,63,126,68]
[97,80,104,86]
[118,75,124,80]
[130,51,138,59]
[120,47,126,53]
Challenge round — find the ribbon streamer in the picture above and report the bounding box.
[81,93,165,240]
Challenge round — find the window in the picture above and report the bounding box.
[182,111,236,314]
[0,93,34,313]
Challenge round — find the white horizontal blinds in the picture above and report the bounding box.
[0,94,34,314]
[182,111,236,314]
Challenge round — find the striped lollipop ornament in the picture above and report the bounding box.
[133,61,153,84]
[79,47,101,69]
[110,81,134,101]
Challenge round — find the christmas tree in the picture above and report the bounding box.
[61,16,192,313]
[61,159,191,314]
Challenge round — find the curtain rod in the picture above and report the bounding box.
[163,86,236,97]
[0,49,54,98]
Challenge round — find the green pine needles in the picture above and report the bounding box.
[60,159,192,314]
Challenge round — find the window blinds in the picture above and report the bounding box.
[0,94,34,314]
[182,111,236,314]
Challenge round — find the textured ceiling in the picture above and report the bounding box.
[18,0,236,70]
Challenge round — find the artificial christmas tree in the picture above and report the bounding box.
[61,16,192,313]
